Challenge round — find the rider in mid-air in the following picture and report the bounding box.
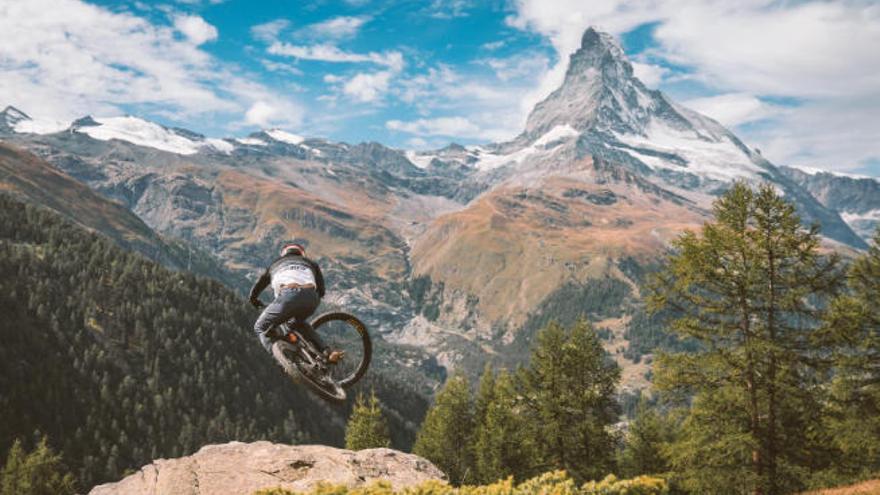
[249,242,342,363]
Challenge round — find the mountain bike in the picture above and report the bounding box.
[267,312,372,403]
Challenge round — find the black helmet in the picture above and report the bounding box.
[280,242,305,257]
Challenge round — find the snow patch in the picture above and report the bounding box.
[266,129,304,145]
[533,124,579,147]
[841,209,880,224]
[14,118,69,135]
[405,150,436,169]
[472,125,578,171]
[788,164,875,181]
[615,119,763,182]
[236,137,267,146]
[76,116,202,155]
[205,138,234,154]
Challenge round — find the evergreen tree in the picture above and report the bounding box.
[412,374,475,485]
[474,369,534,484]
[0,438,76,495]
[618,398,675,478]
[345,392,391,451]
[650,182,843,495]
[520,320,620,483]
[0,194,429,489]
[823,227,880,479]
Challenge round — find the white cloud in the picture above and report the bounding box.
[387,113,515,142]
[406,137,429,148]
[428,0,472,19]
[482,40,506,51]
[631,61,667,88]
[173,14,218,45]
[743,95,880,173]
[303,16,369,40]
[268,42,404,71]
[481,53,550,82]
[245,101,279,127]
[0,0,303,130]
[343,71,392,102]
[387,117,482,137]
[251,19,290,43]
[683,93,774,127]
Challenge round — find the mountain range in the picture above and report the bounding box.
[2,27,877,391]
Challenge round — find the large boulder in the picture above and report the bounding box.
[88,442,446,495]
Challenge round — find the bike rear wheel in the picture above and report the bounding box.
[271,340,347,403]
[311,312,371,388]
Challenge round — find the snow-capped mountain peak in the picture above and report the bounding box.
[523,27,660,139]
[69,115,233,155]
[265,129,305,145]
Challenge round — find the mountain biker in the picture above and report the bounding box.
[249,242,343,363]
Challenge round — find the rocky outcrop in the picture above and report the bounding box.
[88,442,445,495]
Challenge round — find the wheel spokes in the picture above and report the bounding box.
[315,318,364,383]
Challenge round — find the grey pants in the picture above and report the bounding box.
[254,287,322,352]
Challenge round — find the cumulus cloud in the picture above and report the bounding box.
[245,101,278,126]
[0,0,303,130]
[343,71,392,102]
[683,93,775,127]
[631,62,667,88]
[173,14,218,45]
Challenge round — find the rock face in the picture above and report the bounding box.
[88,442,446,495]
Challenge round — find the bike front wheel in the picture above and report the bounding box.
[312,312,372,388]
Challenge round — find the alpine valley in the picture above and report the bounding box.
[2,27,877,399]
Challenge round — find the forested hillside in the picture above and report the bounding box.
[0,194,427,489]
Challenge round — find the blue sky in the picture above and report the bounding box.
[1,0,878,175]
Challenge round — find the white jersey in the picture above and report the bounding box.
[271,264,317,297]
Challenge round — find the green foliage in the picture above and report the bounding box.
[618,398,676,478]
[0,194,361,488]
[473,367,534,484]
[513,280,631,358]
[415,320,620,486]
[0,437,76,495]
[413,374,476,485]
[519,320,621,483]
[821,227,880,481]
[252,470,667,495]
[581,474,669,495]
[346,392,391,451]
[649,182,845,494]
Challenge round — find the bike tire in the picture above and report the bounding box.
[271,340,347,403]
[311,312,372,388]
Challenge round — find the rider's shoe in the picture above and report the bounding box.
[324,349,345,364]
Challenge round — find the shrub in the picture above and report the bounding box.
[253,471,668,495]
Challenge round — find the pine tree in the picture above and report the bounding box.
[618,397,676,477]
[823,227,880,479]
[345,392,391,451]
[520,320,621,483]
[650,182,843,495]
[474,369,534,483]
[412,374,475,485]
[0,438,76,495]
